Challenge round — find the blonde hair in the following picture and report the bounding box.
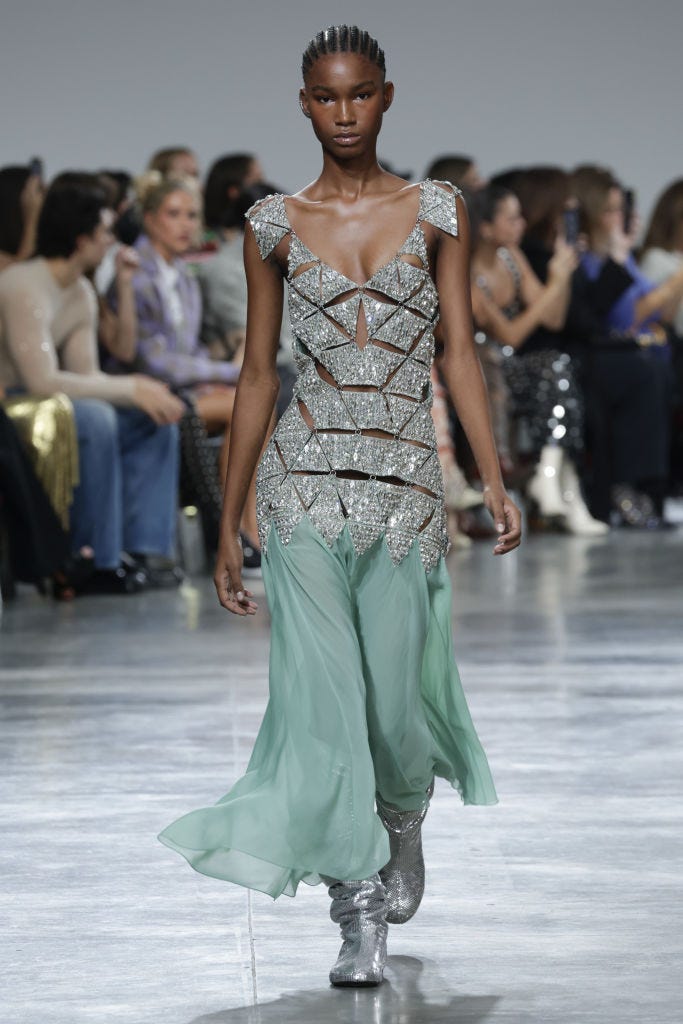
[134,170,199,215]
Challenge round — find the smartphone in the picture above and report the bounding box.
[623,189,635,236]
[29,156,44,179]
[563,207,580,247]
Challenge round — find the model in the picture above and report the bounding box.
[158,24,522,988]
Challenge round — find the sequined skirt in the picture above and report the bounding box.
[503,349,584,455]
[158,516,498,898]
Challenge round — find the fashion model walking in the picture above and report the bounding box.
[159,24,522,987]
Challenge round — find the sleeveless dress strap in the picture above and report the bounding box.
[419,179,462,238]
[496,247,523,316]
[244,193,291,260]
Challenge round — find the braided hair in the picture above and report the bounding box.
[301,25,386,80]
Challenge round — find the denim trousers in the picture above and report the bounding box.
[70,399,178,569]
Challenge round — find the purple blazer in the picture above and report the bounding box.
[106,235,239,387]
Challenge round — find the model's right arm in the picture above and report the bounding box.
[214,221,283,616]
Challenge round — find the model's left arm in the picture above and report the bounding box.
[436,193,521,555]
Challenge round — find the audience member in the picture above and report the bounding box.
[0,175,184,592]
[640,179,683,336]
[0,164,45,272]
[105,171,263,565]
[199,153,264,361]
[572,164,683,524]
[198,153,297,417]
[93,170,140,292]
[469,185,608,533]
[147,147,200,179]
[0,404,95,600]
[425,155,487,192]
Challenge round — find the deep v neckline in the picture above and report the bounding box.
[282,182,424,291]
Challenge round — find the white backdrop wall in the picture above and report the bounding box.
[2,0,681,220]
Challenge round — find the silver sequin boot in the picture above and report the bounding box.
[377,779,434,924]
[321,873,388,987]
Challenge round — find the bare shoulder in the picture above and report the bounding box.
[75,276,98,315]
[0,260,33,293]
[0,260,51,310]
[505,243,533,272]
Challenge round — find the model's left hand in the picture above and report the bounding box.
[483,487,522,555]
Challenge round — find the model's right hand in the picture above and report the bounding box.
[132,376,184,425]
[214,534,258,615]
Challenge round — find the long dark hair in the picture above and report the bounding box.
[203,153,257,231]
[0,165,31,254]
[513,166,571,248]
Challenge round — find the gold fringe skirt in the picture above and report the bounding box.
[3,394,79,529]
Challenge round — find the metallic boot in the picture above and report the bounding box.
[377,779,434,924]
[321,873,388,987]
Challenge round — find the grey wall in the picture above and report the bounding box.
[2,0,681,220]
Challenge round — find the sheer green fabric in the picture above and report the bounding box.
[158,516,497,899]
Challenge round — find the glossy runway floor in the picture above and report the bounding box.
[1,527,682,1024]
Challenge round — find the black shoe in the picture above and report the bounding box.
[127,553,184,588]
[240,532,262,577]
[51,551,96,600]
[76,564,147,595]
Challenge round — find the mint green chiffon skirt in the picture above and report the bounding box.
[158,516,497,899]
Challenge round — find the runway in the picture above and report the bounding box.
[1,527,682,1024]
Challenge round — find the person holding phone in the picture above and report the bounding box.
[470,179,608,534]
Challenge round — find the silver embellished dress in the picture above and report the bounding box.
[250,179,460,574]
[157,180,498,901]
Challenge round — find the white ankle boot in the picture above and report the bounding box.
[527,445,566,517]
[560,458,609,536]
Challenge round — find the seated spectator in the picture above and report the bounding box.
[425,154,487,192]
[470,184,607,535]
[0,164,45,272]
[94,244,140,366]
[640,179,683,336]
[94,169,140,293]
[105,171,263,563]
[573,164,683,525]
[199,153,264,362]
[640,179,683,489]
[198,153,296,417]
[0,402,94,600]
[0,175,184,593]
[147,147,200,179]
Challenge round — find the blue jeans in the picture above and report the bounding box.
[70,400,179,569]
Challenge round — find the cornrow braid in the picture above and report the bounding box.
[301,25,386,79]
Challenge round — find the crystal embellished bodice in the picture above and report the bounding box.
[246,179,462,573]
